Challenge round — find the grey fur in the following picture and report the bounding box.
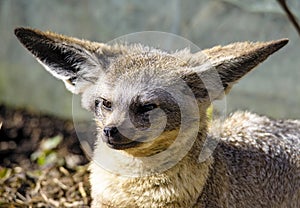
[199,112,300,207]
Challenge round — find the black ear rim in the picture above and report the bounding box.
[14,27,54,57]
[267,38,289,51]
[15,27,44,45]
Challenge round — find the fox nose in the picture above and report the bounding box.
[103,126,118,137]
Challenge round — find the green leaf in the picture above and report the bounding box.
[41,135,63,151]
[37,152,46,166]
[0,167,11,181]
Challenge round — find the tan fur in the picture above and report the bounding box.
[14,28,299,207]
[124,129,180,157]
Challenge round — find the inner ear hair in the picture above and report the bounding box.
[14,27,122,94]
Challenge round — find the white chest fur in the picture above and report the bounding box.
[89,156,212,208]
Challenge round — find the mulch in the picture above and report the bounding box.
[0,105,92,207]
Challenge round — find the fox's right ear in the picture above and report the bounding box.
[14,27,120,94]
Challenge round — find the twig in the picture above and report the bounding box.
[277,0,300,36]
[78,182,88,204]
[53,178,68,190]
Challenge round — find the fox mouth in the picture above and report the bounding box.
[102,136,141,150]
[107,140,141,150]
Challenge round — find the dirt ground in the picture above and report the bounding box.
[0,105,91,207]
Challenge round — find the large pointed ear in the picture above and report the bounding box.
[182,39,288,101]
[14,27,121,94]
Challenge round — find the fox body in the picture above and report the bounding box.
[15,28,300,207]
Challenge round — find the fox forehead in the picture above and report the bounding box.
[103,46,193,82]
[91,48,194,100]
[109,46,191,70]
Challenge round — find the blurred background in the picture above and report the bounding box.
[0,0,299,206]
[1,0,299,119]
[1,0,300,163]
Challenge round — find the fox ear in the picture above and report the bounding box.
[182,39,288,101]
[14,27,120,94]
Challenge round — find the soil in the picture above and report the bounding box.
[0,105,91,207]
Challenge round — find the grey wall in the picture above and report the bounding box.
[0,0,299,119]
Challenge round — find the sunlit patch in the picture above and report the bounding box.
[123,129,180,157]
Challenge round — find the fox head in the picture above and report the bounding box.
[15,28,288,158]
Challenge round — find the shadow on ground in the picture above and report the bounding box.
[0,105,91,207]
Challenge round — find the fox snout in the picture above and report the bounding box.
[102,126,142,150]
[103,126,118,138]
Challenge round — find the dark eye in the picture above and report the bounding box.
[138,103,157,114]
[95,98,112,111]
[102,99,112,110]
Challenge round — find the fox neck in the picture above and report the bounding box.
[90,113,212,207]
[90,155,212,207]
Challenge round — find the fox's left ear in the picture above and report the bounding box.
[15,27,121,94]
[182,39,288,101]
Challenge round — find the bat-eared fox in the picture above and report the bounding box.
[15,27,299,207]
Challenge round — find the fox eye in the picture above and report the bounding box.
[138,103,157,114]
[102,99,112,110]
[95,98,112,111]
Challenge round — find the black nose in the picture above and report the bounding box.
[103,126,118,137]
